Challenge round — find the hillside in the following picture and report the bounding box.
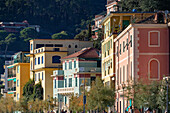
[0,0,105,34]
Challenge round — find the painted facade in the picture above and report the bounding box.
[6,51,30,101]
[114,24,169,113]
[28,39,93,100]
[52,48,101,110]
[101,12,154,88]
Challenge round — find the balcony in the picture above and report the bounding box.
[8,74,16,78]
[57,87,74,95]
[75,67,101,73]
[8,87,16,92]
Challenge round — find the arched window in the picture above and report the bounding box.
[52,56,61,63]
[75,45,78,48]
[148,59,160,80]
[68,45,71,48]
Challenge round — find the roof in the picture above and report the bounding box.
[62,47,100,60]
[30,39,93,42]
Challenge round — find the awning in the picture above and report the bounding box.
[8,92,14,94]
[8,78,13,81]
[8,66,14,69]
[13,78,16,82]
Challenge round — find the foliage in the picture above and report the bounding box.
[32,81,43,100]
[124,79,170,111]
[157,79,170,111]
[0,0,105,33]
[52,31,69,39]
[87,77,115,111]
[93,28,103,50]
[74,29,89,41]
[20,27,38,41]
[22,79,34,101]
[120,0,170,12]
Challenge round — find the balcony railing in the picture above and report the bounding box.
[8,74,16,78]
[8,87,16,92]
[57,87,74,94]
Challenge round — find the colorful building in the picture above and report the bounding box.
[114,22,169,113]
[0,20,40,32]
[28,39,93,100]
[92,0,120,40]
[6,51,30,101]
[101,12,154,89]
[52,47,101,110]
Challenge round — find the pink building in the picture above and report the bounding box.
[114,23,169,113]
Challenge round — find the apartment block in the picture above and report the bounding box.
[52,47,101,110]
[6,51,30,101]
[28,39,93,100]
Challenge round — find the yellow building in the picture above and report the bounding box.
[101,12,154,87]
[28,39,93,100]
[7,51,30,101]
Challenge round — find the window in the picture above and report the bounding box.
[65,78,67,87]
[55,44,63,47]
[75,77,77,87]
[41,56,44,64]
[117,46,118,56]
[130,35,132,47]
[104,25,106,34]
[17,66,19,73]
[17,93,19,100]
[127,38,129,50]
[120,67,121,84]
[54,48,60,51]
[123,66,125,82]
[108,21,110,31]
[35,58,37,65]
[123,41,125,52]
[117,69,119,85]
[68,45,71,48]
[149,59,159,80]
[74,61,76,68]
[69,78,72,87]
[148,31,160,47]
[45,44,53,47]
[131,62,132,80]
[65,96,67,105]
[54,79,56,88]
[75,45,78,48]
[31,61,32,70]
[65,62,67,70]
[127,64,128,81]
[69,61,72,69]
[17,80,19,87]
[38,73,40,81]
[36,44,44,49]
[52,56,61,63]
[35,74,37,81]
[38,57,40,65]
[120,44,121,55]
[42,72,43,80]
[31,44,33,50]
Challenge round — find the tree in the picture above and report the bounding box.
[74,29,89,41]
[157,79,170,111]
[87,77,115,112]
[22,79,34,101]
[51,31,69,39]
[93,28,103,50]
[0,33,16,59]
[20,27,38,41]
[32,81,43,100]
